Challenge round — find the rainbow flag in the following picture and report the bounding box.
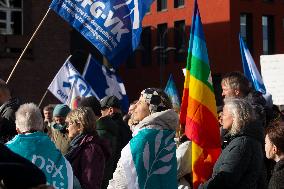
[179,1,221,188]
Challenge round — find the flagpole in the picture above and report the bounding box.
[38,89,49,108]
[6,8,51,84]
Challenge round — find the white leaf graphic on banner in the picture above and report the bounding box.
[165,142,175,151]
[159,152,174,163]
[155,131,163,155]
[143,142,150,171]
[164,132,175,145]
[152,165,172,175]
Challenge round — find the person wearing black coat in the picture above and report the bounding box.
[0,83,21,143]
[100,95,132,149]
[265,124,284,189]
[199,98,264,189]
[0,143,46,188]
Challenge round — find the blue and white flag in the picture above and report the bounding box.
[50,0,154,68]
[83,54,129,113]
[164,74,180,112]
[48,56,98,108]
[239,35,273,107]
[239,34,266,94]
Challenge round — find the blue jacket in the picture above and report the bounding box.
[6,131,73,189]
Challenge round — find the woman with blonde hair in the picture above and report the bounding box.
[199,98,264,188]
[65,107,111,189]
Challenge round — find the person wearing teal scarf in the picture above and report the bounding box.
[108,88,178,189]
[6,103,73,189]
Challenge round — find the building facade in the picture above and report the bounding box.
[0,0,283,106]
[121,0,284,104]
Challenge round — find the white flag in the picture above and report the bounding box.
[48,56,98,108]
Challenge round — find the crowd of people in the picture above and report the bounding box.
[0,71,284,189]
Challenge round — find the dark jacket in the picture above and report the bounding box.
[0,143,46,188]
[0,97,20,143]
[245,91,267,127]
[268,159,284,189]
[199,121,264,189]
[96,116,120,189]
[110,112,132,149]
[65,133,111,189]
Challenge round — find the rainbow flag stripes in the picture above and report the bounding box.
[179,1,221,188]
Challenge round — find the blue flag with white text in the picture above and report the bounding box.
[83,55,129,112]
[50,0,154,68]
[239,34,266,94]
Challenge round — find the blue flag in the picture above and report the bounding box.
[83,54,129,112]
[164,74,180,111]
[48,56,98,109]
[239,34,266,94]
[50,0,154,68]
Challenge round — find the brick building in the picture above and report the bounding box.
[0,0,283,106]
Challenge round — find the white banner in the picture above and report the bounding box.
[260,54,284,105]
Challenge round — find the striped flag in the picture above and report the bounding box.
[179,1,221,188]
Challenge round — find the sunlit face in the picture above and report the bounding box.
[54,116,66,125]
[128,103,137,115]
[221,83,237,98]
[265,135,276,160]
[44,110,53,122]
[132,96,150,123]
[222,105,233,130]
[66,119,81,139]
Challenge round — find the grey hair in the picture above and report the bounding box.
[224,98,255,135]
[15,103,44,133]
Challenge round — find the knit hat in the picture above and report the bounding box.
[140,88,172,114]
[53,104,70,117]
[100,95,121,109]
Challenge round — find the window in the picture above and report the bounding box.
[140,27,152,65]
[156,23,168,64]
[240,13,253,53]
[157,23,167,47]
[157,0,167,11]
[0,0,23,35]
[174,20,186,62]
[262,15,274,55]
[174,0,184,8]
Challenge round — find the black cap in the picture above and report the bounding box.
[78,96,102,117]
[100,95,121,109]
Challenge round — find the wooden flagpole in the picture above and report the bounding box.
[6,8,51,84]
[38,89,49,108]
